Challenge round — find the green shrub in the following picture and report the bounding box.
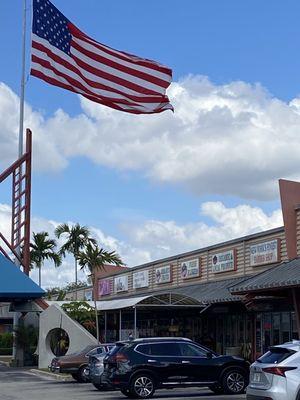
[0,347,13,355]
[0,332,13,349]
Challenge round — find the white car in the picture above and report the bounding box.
[247,340,300,400]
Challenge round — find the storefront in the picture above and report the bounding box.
[87,180,300,362]
[230,258,300,358]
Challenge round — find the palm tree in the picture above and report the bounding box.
[78,242,124,342]
[30,232,61,287]
[55,223,96,300]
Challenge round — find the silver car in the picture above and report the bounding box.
[247,340,300,400]
[85,344,114,390]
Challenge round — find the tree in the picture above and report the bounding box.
[61,301,96,336]
[55,223,96,300]
[30,232,61,287]
[77,242,124,342]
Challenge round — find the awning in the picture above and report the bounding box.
[47,276,245,311]
[47,293,203,311]
[0,254,45,300]
[230,259,300,294]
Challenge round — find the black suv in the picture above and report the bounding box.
[102,337,249,398]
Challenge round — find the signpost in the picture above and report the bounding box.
[212,250,236,274]
[133,270,149,289]
[250,239,280,266]
[155,265,172,284]
[180,259,200,279]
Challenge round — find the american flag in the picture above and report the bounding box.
[31,0,173,114]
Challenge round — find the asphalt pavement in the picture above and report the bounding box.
[0,364,246,400]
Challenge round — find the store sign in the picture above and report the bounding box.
[133,270,149,289]
[114,275,128,292]
[212,250,236,273]
[98,279,111,296]
[180,259,199,279]
[155,265,172,284]
[250,239,280,266]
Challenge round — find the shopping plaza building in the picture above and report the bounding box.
[89,179,300,361]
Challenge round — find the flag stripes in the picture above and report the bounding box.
[31,0,173,114]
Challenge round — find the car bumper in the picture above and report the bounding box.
[101,370,127,389]
[247,387,287,400]
[48,365,78,374]
[48,365,60,373]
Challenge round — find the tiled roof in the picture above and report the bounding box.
[230,258,300,294]
[168,276,246,304]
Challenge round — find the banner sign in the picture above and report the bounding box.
[155,265,172,284]
[180,259,200,279]
[212,250,236,273]
[250,239,280,266]
[98,279,111,296]
[133,270,149,289]
[114,275,128,292]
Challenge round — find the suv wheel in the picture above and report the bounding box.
[120,388,136,398]
[75,366,88,383]
[93,383,108,391]
[209,384,224,395]
[222,368,247,394]
[130,374,155,399]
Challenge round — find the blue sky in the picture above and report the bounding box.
[0,0,300,285]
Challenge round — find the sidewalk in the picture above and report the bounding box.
[29,368,73,381]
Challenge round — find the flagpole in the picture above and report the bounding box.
[12,0,27,366]
[18,0,27,159]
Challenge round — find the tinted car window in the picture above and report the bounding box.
[136,344,151,355]
[109,344,126,357]
[258,348,295,364]
[149,342,181,356]
[180,343,207,357]
[87,348,97,356]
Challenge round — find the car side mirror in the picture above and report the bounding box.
[206,351,213,359]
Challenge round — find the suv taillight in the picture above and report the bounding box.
[262,366,297,377]
[110,353,129,363]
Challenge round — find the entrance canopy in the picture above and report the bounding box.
[0,254,44,300]
[48,292,203,311]
[94,293,203,311]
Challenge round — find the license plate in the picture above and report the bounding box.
[253,373,261,383]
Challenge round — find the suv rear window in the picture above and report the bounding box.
[108,344,126,357]
[258,347,296,364]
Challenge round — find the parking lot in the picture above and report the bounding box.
[0,365,246,400]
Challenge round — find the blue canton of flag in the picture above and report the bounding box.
[32,0,71,55]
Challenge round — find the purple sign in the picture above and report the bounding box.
[98,279,111,296]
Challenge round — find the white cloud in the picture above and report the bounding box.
[2,76,300,199]
[0,202,282,288]
[123,201,283,259]
[0,82,67,172]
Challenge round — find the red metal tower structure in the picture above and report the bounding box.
[0,129,32,275]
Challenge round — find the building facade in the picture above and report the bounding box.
[93,180,300,361]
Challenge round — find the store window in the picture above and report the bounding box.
[272,313,280,345]
[281,313,291,343]
[292,312,299,340]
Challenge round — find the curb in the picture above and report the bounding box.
[0,360,10,367]
[29,369,73,381]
